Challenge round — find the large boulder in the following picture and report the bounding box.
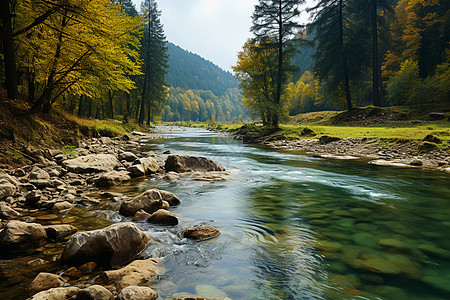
[28,272,65,295]
[97,258,161,291]
[94,170,131,187]
[29,287,80,300]
[119,189,165,217]
[63,154,122,173]
[0,220,47,250]
[165,154,225,173]
[117,286,158,300]
[128,157,160,177]
[61,222,150,267]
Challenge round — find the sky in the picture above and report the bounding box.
[131,0,312,71]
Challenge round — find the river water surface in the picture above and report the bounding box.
[2,127,450,299]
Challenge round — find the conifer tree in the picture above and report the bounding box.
[309,0,354,111]
[251,0,304,126]
[138,0,169,125]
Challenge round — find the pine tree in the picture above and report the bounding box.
[309,0,354,111]
[251,0,304,126]
[138,0,169,125]
[0,0,18,99]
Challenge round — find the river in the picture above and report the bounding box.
[2,126,450,299]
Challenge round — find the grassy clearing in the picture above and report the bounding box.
[60,110,143,137]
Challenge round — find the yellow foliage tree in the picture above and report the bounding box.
[15,0,142,113]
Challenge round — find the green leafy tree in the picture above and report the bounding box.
[251,0,304,126]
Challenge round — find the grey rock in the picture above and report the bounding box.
[119,189,165,217]
[29,287,80,300]
[61,222,150,267]
[28,273,65,296]
[94,171,131,187]
[119,151,138,162]
[0,220,47,250]
[0,204,21,219]
[165,154,225,173]
[63,154,122,173]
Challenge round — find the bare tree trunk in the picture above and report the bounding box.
[339,0,353,111]
[78,95,84,117]
[0,0,18,99]
[108,90,114,119]
[372,0,381,107]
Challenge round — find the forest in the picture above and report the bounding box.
[0,0,449,124]
[235,0,449,126]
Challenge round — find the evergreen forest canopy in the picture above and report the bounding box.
[234,0,449,126]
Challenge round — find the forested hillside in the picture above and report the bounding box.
[162,43,246,123]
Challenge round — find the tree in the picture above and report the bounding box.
[0,0,18,99]
[233,39,285,125]
[309,0,354,111]
[14,0,142,113]
[251,0,304,126]
[138,0,169,125]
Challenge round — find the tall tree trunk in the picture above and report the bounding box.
[339,0,353,111]
[372,0,381,107]
[88,98,92,118]
[138,70,149,124]
[78,95,84,117]
[0,0,18,100]
[146,96,151,125]
[275,0,283,127]
[108,90,114,119]
[30,12,67,113]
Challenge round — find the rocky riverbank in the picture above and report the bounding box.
[228,126,450,172]
[0,130,229,300]
[263,136,450,172]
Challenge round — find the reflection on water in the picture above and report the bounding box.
[1,127,450,299]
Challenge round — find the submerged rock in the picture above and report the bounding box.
[117,286,158,300]
[165,154,225,173]
[61,222,150,267]
[182,226,220,241]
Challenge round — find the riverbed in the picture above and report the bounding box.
[2,126,450,299]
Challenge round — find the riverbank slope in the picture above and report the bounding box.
[200,107,450,172]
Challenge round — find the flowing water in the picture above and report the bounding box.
[2,127,450,299]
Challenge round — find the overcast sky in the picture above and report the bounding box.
[131,0,312,71]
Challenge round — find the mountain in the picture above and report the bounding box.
[167,43,239,96]
[162,43,246,123]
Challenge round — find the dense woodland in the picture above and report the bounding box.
[0,0,449,125]
[235,0,449,126]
